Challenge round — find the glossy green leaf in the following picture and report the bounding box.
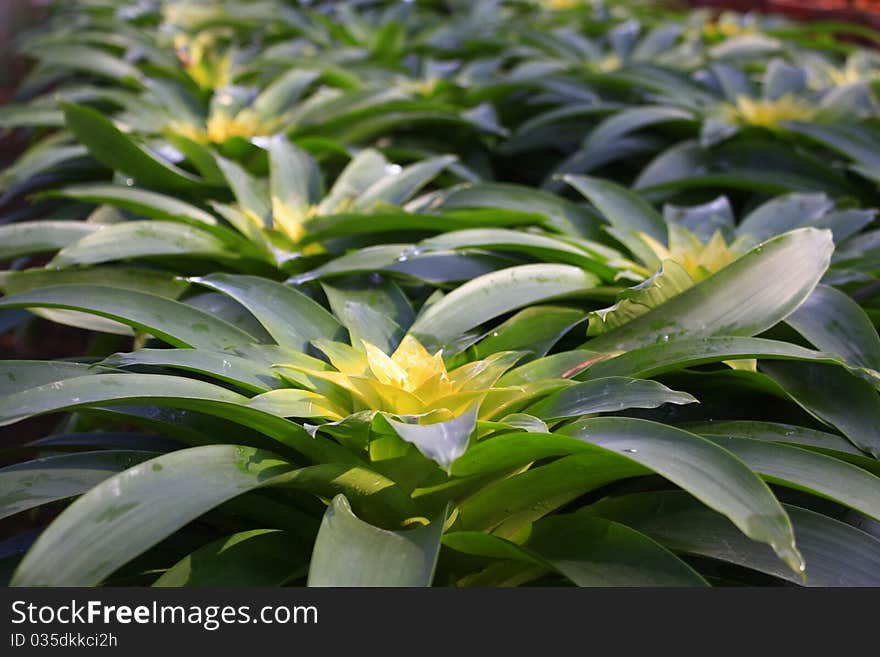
[61,102,215,192]
[191,274,345,352]
[216,157,271,226]
[471,306,586,361]
[409,264,598,351]
[0,361,98,397]
[458,452,646,535]
[11,445,296,586]
[588,492,880,586]
[579,336,872,382]
[50,222,236,267]
[0,267,188,299]
[307,495,444,587]
[429,182,600,237]
[384,404,478,471]
[48,184,218,226]
[760,361,880,457]
[0,222,100,262]
[559,417,803,573]
[523,514,707,586]
[0,285,256,350]
[704,435,880,521]
[321,278,411,353]
[153,529,309,587]
[269,135,321,227]
[0,373,351,463]
[786,284,880,371]
[562,175,667,246]
[585,229,834,352]
[0,451,156,520]
[100,349,280,394]
[417,228,617,280]
[526,377,696,420]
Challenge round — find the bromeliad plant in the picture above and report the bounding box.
[2,223,880,587]
[2,0,880,589]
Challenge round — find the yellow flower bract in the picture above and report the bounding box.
[639,224,746,283]
[727,94,816,130]
[276,336,518,421]
[168,109,273,145]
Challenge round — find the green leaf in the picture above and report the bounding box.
[100,349,280,394]
[0,105,65,129]
[0,222,100,262]
[588,260,694,336]
[409,264,599,351]
[269,135,321,230]
[559,417,803,573]
[689,420,880,475]
[525,514,707,586]
[445,514,708,586]
[457,452,646,535]
[704,435,880,521]
[321,278,411,353]
[354,155,457,211]
[10,445,296,586]
[153,529,309,587]
[783,121,880,169]
[191,274,345,352]
[579,336,873,382]
[452,432,609,478]
[0,285,256,350]
[583,106,695,153]
[0,451,156,520]
[499,350,603,385]
[736,193,833,243]
[525,377,696,420]
[0,267,188,299]
[786,284,880,371]
[471,306,586,361]
[588,492,880,586]
[585,228,834,352]
[417,228,618,280]
[760,361,880,457]
[255,69,322,122]
[317,149,389,215]
[50,222,238,267]
[23,43,143,83]
[562,174,667,248]
[0,373,352,463]
[246,388,346,420]
[429,182,600,237]
[0,361,98,397]
[0,267,191,336]
[48,184,219,226]
[0,142,89,192]
[307,495,444,587]
[215,157,271,226]
[301,210,543,244]
[384,404,479,471]
[165,134,227,185]
[290,244,520,286]
[61,102,216,193]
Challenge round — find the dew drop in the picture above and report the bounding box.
[385,164,403,175]
[622,448,638,454]
[124,178,134,186]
